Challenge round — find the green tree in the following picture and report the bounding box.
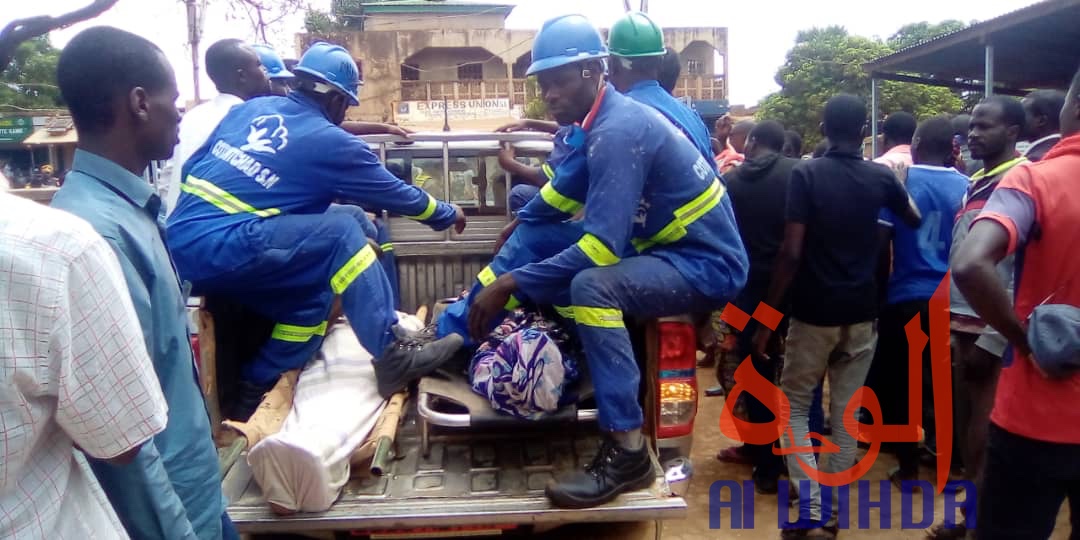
[0,35,62,110]
[887,20,968,50]
[756,25,964,149]
[523,77,548,120]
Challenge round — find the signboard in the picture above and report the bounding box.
[393,98,521,129]
[0,116,34,143]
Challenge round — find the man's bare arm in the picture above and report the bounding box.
[953,220,1031,356]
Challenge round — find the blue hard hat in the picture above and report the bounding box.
[251,44,294,80]
[294,42,362,106]
[526,14,608,76]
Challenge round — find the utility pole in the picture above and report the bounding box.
[186,0,201,102]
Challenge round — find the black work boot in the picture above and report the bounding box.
[545,437,655,509]
[374,326,464,398]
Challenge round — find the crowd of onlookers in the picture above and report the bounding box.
[705,77,1080,539]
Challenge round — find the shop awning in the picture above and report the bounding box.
[22,128,77,146]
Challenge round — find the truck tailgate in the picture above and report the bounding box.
[223,405,686,534]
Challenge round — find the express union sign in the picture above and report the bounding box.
[0,116,34,142]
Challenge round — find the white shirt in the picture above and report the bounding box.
[163,93,244,216]
[0,193,168,539]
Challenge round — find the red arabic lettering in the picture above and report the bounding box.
[716,275,954,492]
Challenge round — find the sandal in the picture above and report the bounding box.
[715,445,752,465]
[888,467,922,493]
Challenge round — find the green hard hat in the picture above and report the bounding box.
[608,11,665,58]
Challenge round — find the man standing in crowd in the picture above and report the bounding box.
[1021,89,1066,162]
[713,115,746,173]
[875,112,916,168]
[168,42,467,419]
[164,39,269,216]
[51,27,233,539]
[953,65,1080,540]
[754,94,920,538]
[937,95,1027,539]
[868,116,968,488]
[783,129,803,159]
[722,120,799,494]
[0,192,169,539]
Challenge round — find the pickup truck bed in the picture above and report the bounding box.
[222,389,685,536]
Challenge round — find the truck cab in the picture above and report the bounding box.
[200,132,699,537]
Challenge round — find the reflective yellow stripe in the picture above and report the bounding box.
[574,306,624,328]
[403,193,438,220]
[380,242,394,252]
[330,244,378,294]
[477,265,497,287]
[182,176,281,218]
[541,162,556,180]
[971,157,1027,180]
[271,321,328,343]
[632,178,725,253]
[554,305,575,319]
[577,233,620,267]
[505,295,521,310]
[540,183,584,215]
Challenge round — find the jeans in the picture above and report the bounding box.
[976,423,1080,539]
[780,318,877,524]
[730,290,822,479]
[865,300,934,477]
[509,184,540,213]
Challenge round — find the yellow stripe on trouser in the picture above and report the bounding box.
[330,244,378,294]
[271,321,328,343]
[632,178,725,253]
[541,163,556,180]
[539,183,584,214]
[577,233,620,267]
[574,306,624,329]
[403,193,438,220]
[554,305,575,319]
[182,176,281,218]
[380,242,394,252]
[476,265,521,310]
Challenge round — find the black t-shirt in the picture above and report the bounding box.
[726,153,798,296]
[785,149,910,326]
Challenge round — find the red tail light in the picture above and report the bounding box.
[656,321,698,439]
[191,335,201,370]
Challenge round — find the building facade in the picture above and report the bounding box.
[301,0,728,127]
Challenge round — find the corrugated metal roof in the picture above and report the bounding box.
[865,0,1080,90]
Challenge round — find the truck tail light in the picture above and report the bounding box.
[656,321,697,439]
[191,335,201,371]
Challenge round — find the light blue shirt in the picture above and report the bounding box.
[52,149,224,540]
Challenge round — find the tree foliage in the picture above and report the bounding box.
[757,24,967,148]
[213,0,308,43]
[523,77,548,120]
[887,20,968,50]
[0,35,62,110]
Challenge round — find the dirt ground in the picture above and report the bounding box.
[543,366,1073,540]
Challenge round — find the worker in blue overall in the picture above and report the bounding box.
[440,14,748,508]
[168,42,467,417]
[438,11,719,339]
[606,11,715,169]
